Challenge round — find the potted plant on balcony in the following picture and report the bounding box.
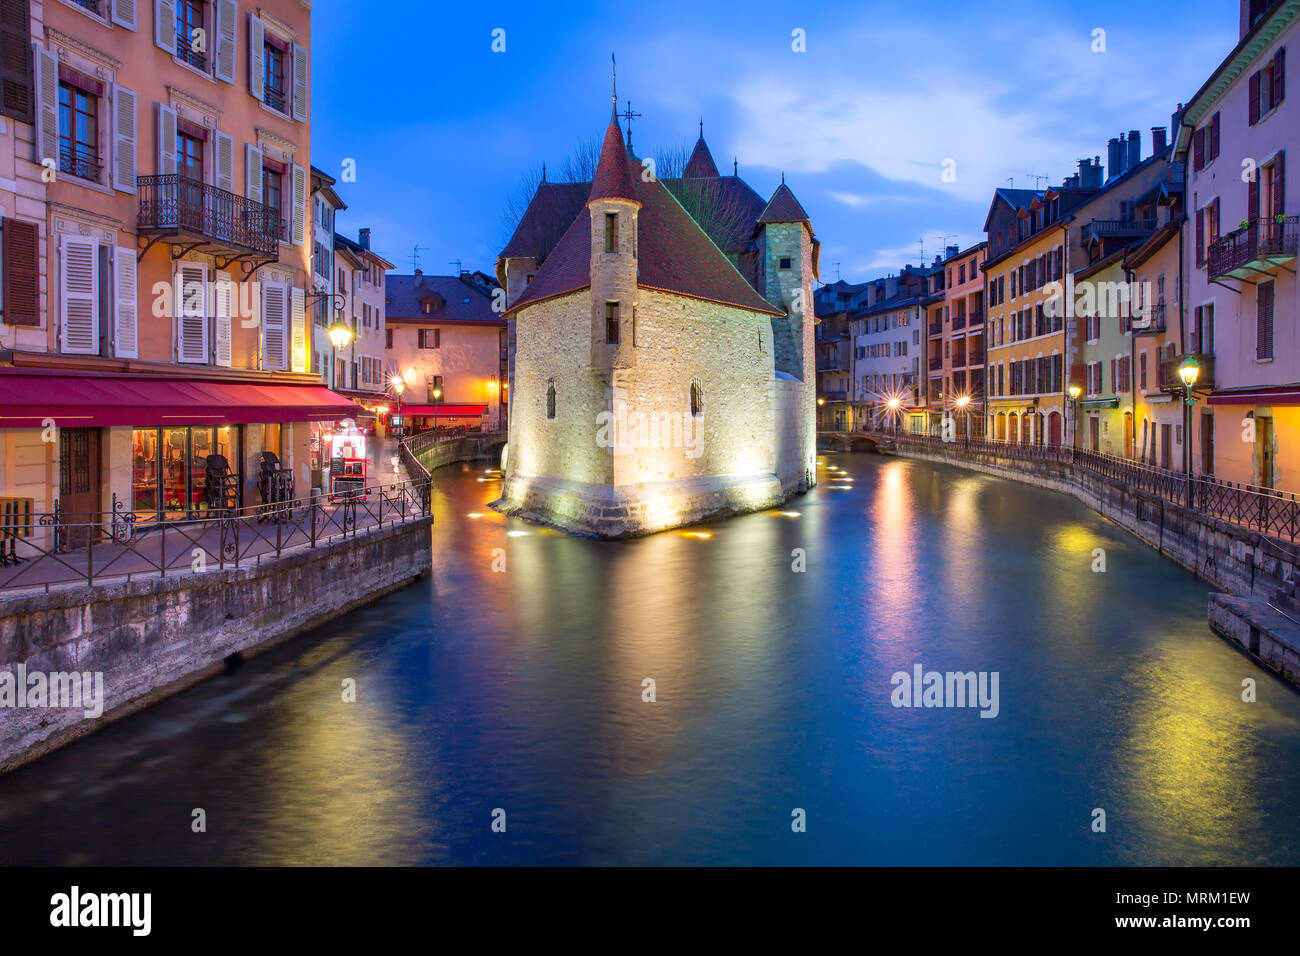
[1276,213,1287,225]
[1239,219,1250,230]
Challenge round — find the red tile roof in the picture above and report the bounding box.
[758,183,811,224]
[506,174,783,318]
[683,137,720,178]
[588,112,640,204]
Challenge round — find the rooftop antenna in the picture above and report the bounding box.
[1026,172,1050,190]
[450,259,464,275]
[619,99,641,151]
[832,262,841,282]
[733,156,738,176]
[917,237,925,260]
[407,244,424,272]
[936,234,957,255]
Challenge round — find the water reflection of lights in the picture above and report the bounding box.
[507,530,529,537]
[680,531,713,539]
[467,513,486,518]
[778,511,801,518]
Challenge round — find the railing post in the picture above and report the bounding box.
[310,492,317,548]
[87,512,95,587]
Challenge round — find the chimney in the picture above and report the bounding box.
[413,268,423,288]
[947,244,959,258]
[1078,157,1103,190]
[359,227,371,250]
[1107,137,1124,182]
[1151,127,1167,154]
[1127,130,1141,171]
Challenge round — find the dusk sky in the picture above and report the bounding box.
[312,0,1238,283]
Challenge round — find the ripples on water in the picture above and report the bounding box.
[2,454,1299,865]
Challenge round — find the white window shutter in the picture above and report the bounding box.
[292,43,308,121]
[215,271,233,367]
[154,0,177,54]
[290,287,306,372]
[33,44,57,167]
[112,85,138,194]
[176,264,208,363]
[112,0,139,30]
[60,236,99,355]
[215,0,237,84]
[156,102,177,175]
[113,247,138,358]
[262,281,287,370]
[245,144,263,202]
[291,163,307,246]
[215,131,234,192]
[248,15,265,100]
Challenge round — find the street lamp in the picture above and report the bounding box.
[1178,356,1201,506]
[1067,384,1082,461]
[390,376,405,438]
[887,396,902,439]
[432,386,443,436]
[955,394,971,446]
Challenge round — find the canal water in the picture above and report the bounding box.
[2,454,1299,865]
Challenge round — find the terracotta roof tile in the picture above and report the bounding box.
[758,183,811,224]
[589,113,640,203]
[683,137,720,178]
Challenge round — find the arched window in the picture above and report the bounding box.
[689,380,703,417]
[545,380,556,420]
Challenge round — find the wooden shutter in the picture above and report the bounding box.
[1195,208,1205,265]
[248,14,264,101]
[2,217,38,326]
[1192,127,1204,171]
[156,102,177,175]
[1257,281,1274,360]
[262,281,286,370]
[290,287,306,372]
[291,163,306,246]
[1210,112,1220,159]
[1249,71,1261,124]
[245,143,262,202]
[214,271,232,367]
[112,84,137,194]
[0,0,33,123]
[113,246,137,358]
[1273,47,1286,107]
[1275,150,1286,217]
[1249,164,1260,222]
[175,263,208,363]
[214,0,236,84]
[60,236,99,355]
[112,0,138,31]
[154,0,176,54]
[32,42,56,166]
[291,43,308,121]
[215,130,233,192]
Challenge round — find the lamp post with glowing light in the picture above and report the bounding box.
[954,394,971,446]
[390,376,405,437]
[1067,384,1082,462]
[887,396,901,439]
[1178,356,1201,506]
[432,386,443,436]
[325,320,353,392]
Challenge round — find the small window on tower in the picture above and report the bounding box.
[605,302,620,344]
[605,213,618,253]
[690,380,704,417]
[779,257,792,270]
[546,380,557,419]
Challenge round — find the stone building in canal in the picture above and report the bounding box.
[493,99,819,536]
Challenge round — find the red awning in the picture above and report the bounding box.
[400,404,489,417]
[1207,386,1300,406]
[0,373,360,428]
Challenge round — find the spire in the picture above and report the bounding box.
[541,162,547,183]
[589,98,639,204]
[683,134,720,179]
[733,157,738,176]
[758,182,811,225]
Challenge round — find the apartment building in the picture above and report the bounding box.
[309,163,343,385]
[332,227,392,408]
[935,242,987,438]
[385,270,506,433]
[1176,0,1297,490]
[854,265,930,433]
[812,280,864,431]
[0,0,350,525]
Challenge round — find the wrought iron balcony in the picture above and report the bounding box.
[1159,352,1215,392]
[1208,216,1298,280]
[968,309,984,326]
[821,389,850,403]
[952,314,966,331]
[71,0,102,12]
[59,145,102,182]
[967,349,985,366]
[928,320,942,336]
[816,354,847,372]
[138,175,283,259]
[1131,301,1167,332]
[929,356,943,371]
[176,33,208,71]
[1081,218,1157,245]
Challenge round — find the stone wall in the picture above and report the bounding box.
[0,518,432,772]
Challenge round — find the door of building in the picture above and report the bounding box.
[1089,416,1100,452]
[1048,411,1062,447]
[1160,424,1172,470]
[59,427,101,549]
[1258,416,1275,488]
[1200,411,1214,476]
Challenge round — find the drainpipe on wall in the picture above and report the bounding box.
[1123,250,1138,462]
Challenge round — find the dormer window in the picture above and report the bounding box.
[423,301,432,314]
[605,212,618,253]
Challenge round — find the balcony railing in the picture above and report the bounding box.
[138,174,283,258]
[952,314,967,331]
[821,389,850,403]
[1081,218,1157,245]
[1132,301,1167,332]
[816,355,847,372]
[176,33,208,71]
[59,144,102,182]
[1208,216,1299,280]
[928,321,942,336]
[968,309,984,326]
[71,0,102,12]
[1159,352,1215,392]
[929,357,943,371]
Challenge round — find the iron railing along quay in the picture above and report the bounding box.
[0,474,433,596]
[854,430,1300,542]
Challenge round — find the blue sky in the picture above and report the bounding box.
[312,0,1238,284]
